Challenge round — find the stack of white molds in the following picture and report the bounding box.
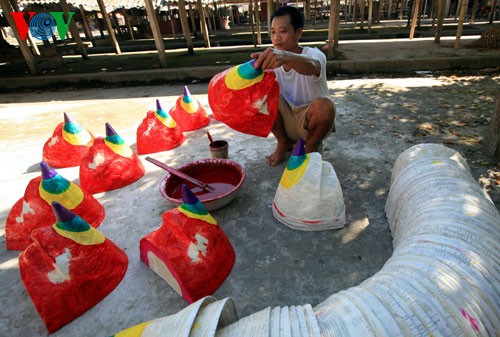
[314,143,499,336]
[215,304,320,337]
[111,297,320,337]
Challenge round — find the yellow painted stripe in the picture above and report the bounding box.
[39,182,84,209]
[279,155,310,189]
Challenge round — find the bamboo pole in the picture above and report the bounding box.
[359,0,365,29]
[144,0,167,67]
[470,0,478,23]
[197,0,210,47]
[368,0,373,32]
[267,0,273,35]
[122,9,134,40]
[178,0,194,54]
[96,0,121,53]
[0,0,37,74]
[9,0,40,55]
[434,0,446,43]
[79,5,96,46]
[454,0,469,48]
[409,0,420,39]
[60,0,88,59]
[254,0,262,45]
[189,4,197,35]
[249,0,256,47]
[489,0,497,23]
[327,0,340,59]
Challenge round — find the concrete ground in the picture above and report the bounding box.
[1,67,499,335]
[0,71,500,336]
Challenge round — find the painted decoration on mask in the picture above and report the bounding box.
[140,185,235,303]
[168,86,210,132]
[80,123,145,194]
[5,162,104,250]
[19,202,128,333]
[42,112,94,168]
[208,59,279,137]
[273,139,346,231]
[137,99,185,154]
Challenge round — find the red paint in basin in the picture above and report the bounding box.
[160,158,246,211]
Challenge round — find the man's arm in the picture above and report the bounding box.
[250,48,321,77]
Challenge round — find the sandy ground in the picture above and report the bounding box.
[0,71,499,336]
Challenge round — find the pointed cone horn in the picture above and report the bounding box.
[40,161,58,180]
[292,138,305,157]
[182,184,200,205]
[156,99,162,111]
[63,112,73,124]
[249,59,259,69]
[105,123,117,138]
[52,201,76,223]
[183,86,191,97]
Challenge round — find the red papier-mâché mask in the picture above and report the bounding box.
[208,60,279,137]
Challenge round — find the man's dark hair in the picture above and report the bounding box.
[271,6,304,31]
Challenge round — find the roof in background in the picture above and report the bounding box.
[15,0,186,11]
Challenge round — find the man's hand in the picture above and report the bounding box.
[251,48,321,76]
[251,48,285,71]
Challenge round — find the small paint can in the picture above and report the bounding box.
[209,140,229,159]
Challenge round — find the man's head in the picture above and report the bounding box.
[271,6,304,31]
[270,6,303,52]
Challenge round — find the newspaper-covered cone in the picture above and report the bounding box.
[208,60,279,137]
[5,162,104,250]
[168,86,210,132]
[272,139,345,231]
[111,297,224,337]
[189,298,239,337]
[140,185,235,303]
[80,123,145,194]
[42,112,94,168]
[19,202,127,333]
[136,99,185,154]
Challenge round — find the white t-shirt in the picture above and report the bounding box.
[273,46,329,106]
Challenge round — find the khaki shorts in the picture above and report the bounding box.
[279,95,336,142]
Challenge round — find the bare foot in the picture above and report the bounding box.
[266,140,292,166]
